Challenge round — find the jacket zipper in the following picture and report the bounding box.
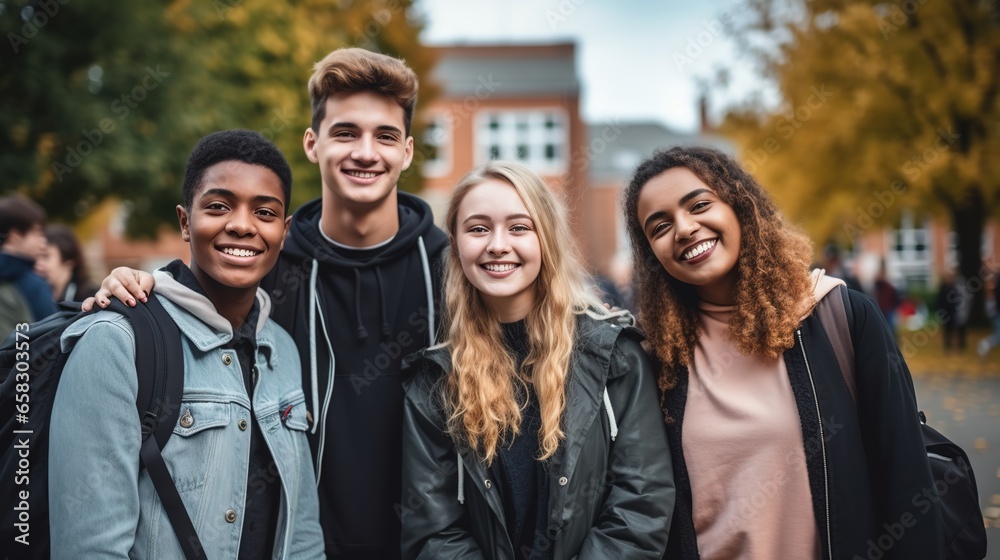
[797,329,833,560]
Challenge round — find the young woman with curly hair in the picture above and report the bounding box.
[401,161,675,559]
[623,146,943,560]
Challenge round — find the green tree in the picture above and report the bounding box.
[1,0,435,236]
[721,0,1000,324]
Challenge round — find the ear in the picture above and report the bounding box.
[401,135,414,171]
[280,215,292,251]
[176,204,191,242]
[303,128,319,164]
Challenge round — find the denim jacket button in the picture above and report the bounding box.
[179,411,194,428]
[558,476,568,486]
[225,509,237,523]
[222,353,233,366]
[484,479,492,490]
[238,419,248,431]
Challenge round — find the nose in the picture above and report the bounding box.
[674,214,700,242]
[487,230,510,256]
[351,135,380,164]
[225,208,257,237]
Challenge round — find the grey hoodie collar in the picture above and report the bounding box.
[153,268,273,342]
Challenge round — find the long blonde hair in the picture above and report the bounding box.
[443,161,609,463]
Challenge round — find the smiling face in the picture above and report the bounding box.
[636,166,742,305]
[303,90,414,212]
[455,179,542,322]
[177,161,291,295]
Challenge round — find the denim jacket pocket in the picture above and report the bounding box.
[167,401,232,492]
[279,391,309,432]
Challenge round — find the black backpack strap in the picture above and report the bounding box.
[107,297,205,560]
[814,285,857,404]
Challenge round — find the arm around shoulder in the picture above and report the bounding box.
[577,332,674,559]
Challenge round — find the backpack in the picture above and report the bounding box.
[0,295,207,560]
[0,280,33,341]
[815,286,988,560]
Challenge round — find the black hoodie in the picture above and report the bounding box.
[261,192,448,560]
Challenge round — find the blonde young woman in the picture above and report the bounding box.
[400,162,674,560]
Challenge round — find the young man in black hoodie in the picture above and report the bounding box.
[89,48,448,559]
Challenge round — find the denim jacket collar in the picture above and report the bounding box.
[152,269,279,368]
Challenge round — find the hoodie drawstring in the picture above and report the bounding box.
[353,269,368,340]
[309,260,321,434]
[457,449,465,504]
[417,236,436,346]
[374,267,391,338]
[603,387,618,441]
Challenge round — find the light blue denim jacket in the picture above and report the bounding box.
[48,269,324,559]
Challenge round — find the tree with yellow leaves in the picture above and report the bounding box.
[722,0,1000,324]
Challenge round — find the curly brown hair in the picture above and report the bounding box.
[621,146,814,393]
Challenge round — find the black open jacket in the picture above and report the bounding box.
[400,313,675,559]
[663,287,945,560]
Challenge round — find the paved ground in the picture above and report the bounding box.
[914,375,999,559]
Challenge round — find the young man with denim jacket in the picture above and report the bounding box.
[91,49,448,559]
[48,130,324,559]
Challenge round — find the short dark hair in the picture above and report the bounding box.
[308,48,418,135]
[0,195,46,245]
[182,129,292,213]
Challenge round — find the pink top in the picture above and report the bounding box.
[681,271,842,559]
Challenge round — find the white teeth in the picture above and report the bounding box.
[346,171,378,179]
[222,247,259,258]
[682,240,716,261]
[484,263,517,272]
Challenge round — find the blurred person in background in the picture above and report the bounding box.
[0,195,57,337]
[35,224,98,302]
[977,271,1000,359]
[820,243,863,293]
[873,261,901,336]
[936,269,969,352]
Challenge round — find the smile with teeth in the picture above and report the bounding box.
[344,170,380,179]
[221,247,261,258]
[483,263,519,272]
[681,240,717,261]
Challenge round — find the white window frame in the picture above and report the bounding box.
[474,109,569,174]
[421,112,451,178]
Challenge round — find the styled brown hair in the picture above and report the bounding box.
[621,146,814,392]
[0,195,46,245]
[308,48,418,136]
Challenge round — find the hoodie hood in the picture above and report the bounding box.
[0,251,35,282]
[152,268,272,338]
[800,268,846,321]
[283,191,445,268]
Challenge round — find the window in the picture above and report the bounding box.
[475,110,568,173]
[422,113,451,178]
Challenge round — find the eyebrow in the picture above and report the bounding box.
[199,188,284,208]
[679,188,712,206]
[642,188,714,232]
[463,213,534,224]
[328,122,403,136]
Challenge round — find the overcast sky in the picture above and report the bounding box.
[416,0,772,133]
